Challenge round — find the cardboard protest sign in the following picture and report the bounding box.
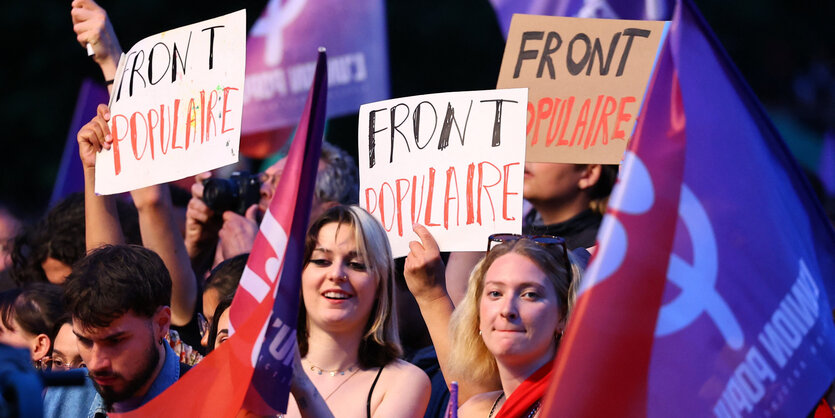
[497,14,668,164]
[96,10,246,195]
[359,89,527,258]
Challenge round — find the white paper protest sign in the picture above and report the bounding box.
[359,88,528,258]
[95,10,246,195]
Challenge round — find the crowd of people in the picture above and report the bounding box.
[0,0,624,417]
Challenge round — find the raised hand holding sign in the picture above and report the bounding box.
[95,10,246,195]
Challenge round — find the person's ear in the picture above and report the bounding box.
[31,334,51,361]
[577,164,602,191]
[154,306,172,342]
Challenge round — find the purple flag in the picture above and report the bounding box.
[544,0,835,416]
[242,0,388,138]
[50,79,109,206]
[647,3,835,415]
[489,0,674,37]
[240,47,327,414]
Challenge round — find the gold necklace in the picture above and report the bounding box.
[306,360,359,377]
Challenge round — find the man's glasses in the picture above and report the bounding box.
[197,312,209,338]
[486,233,572,281]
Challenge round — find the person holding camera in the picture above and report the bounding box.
[185,141,359,273]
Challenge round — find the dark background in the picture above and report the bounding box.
[1,0,833,221]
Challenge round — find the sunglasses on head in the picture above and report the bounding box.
[486,233,572,281]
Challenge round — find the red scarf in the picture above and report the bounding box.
[495,359,555,418]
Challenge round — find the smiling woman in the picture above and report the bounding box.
[448,237,576,418]
[288,205,431,418]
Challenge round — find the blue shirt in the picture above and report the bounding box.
[43,343,180,417]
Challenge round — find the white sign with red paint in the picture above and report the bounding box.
[96,10,246,195]
[358,88,527,257]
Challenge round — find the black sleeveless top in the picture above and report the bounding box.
[366,366,385,417]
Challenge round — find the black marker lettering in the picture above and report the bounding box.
[201,25,225,70]
[566,33,591,76]
[368,108,387,168]
[390,103,411,163]
[480,99,518,147]
[616,28,651,76]
[537,32,562,79]
[514,31,544,78]
[171,32,193,82]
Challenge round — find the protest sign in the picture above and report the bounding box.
[497,14,667,164]
[358,88,527,258]
[95,10,246,195]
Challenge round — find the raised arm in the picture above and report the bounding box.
[71,0,123,93]
[78,104,124,251]
[130,185,198,326]
[403,224,494,404]
[289,349,335,418]
[445,251,483,306]
[184,173,222,275]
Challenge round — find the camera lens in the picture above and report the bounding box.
[202,178,238,213]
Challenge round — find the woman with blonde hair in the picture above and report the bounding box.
[285,205,430,417]
[405,227,577,417]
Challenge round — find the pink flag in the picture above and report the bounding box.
[542,24,685,416]
[114,49,327,417]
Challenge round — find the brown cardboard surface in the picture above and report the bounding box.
[497,14,667,164]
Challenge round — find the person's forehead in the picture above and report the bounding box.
[72,311,147,339]
[315,223,358,252]
[484,253,550,287]
[218,308,231,329]
[264,157,288,175]
[54,325,77,350]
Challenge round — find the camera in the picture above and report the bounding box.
[202,171,262,216]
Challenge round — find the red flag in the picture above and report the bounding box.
[541,14,686,417]
[115,49,328,417]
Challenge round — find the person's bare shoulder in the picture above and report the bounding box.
[385,359,431,381]
[459,390,502,418]
[371,359,431,417]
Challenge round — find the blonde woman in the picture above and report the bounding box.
[405,228,576,417]
[285,205,430,417]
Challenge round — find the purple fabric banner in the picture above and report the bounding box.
[242,48,327,414]
[646,1,835,416]
[543,1,835,416]
[242,0,388,135]
[50,79,109,207]
[489,0,674,37]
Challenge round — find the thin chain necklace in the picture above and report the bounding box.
[526,400,542,418]
[306,359,359,376]
[488,392,504,418]
[487,393,542,418]
[321,366,362,401]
